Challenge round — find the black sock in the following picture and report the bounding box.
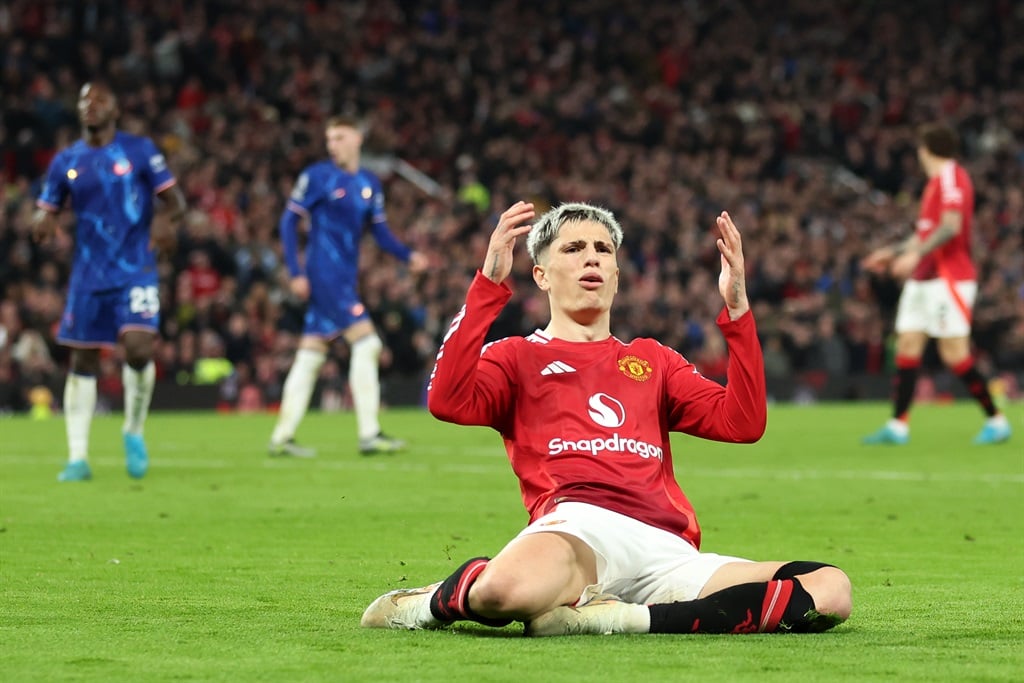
[892,364,919,420]
[773,561,836,580]
[647,579,832,634]
[954,362,997,417]
[429,557,512,628]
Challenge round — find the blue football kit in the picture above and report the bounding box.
[280,161,412,338]
[37,131,176,346]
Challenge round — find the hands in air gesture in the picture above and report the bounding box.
[715,211,749,320]
[483,201,534,284]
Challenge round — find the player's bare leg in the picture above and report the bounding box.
[468,532,596,620]
[362,532,595,630]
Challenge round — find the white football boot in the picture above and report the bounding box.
[525,593,649,636]
[360,582,449,630]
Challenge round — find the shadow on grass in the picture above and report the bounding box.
[448,623,526,638]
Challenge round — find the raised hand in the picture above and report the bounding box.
[483,201,534,284]
[716,211,749,320]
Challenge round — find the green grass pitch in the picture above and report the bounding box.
[1,402,1021,682]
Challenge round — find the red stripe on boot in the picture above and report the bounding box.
[759,580,795,633]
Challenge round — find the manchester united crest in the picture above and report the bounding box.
[617,355,652,382]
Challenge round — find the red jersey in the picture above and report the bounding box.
[427,272,767,549]
[912,160,975,281]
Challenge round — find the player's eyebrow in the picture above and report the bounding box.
[561,239,614,251]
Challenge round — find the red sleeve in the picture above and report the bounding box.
[938,165,966,212]
[664,307,767,443]
[426,271,517,429]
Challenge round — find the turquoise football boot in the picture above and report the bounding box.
[57,461,93,482]
[972,420,1012,445]
[861,423,909,445]
[124,433,149,479]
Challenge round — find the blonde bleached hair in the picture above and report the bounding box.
[526,202,623,264]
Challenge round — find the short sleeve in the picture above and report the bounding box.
[287,168,321,216]
[37,153,69,211]
[369,174,387,223]
[142,137,176,193]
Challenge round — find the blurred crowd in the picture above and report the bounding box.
[2,0,1022,414]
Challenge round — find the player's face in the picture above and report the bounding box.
[534,219,619,317]
[326,124,363,169]
[78,83,117,129]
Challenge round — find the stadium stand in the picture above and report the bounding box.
[1,0,1021,412]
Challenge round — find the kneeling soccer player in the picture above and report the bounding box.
[362,202,852,635]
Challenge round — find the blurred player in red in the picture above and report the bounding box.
[361,201,852,636]
[862,124,1011,446]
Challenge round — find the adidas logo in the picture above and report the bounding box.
[541,360,576,375]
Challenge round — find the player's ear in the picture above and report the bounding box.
[533,264,549,291]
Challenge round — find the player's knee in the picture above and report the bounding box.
[351,333,383,358]
[122,335,154,369]
[70,350,100,375]
[937,345,969,368]
[124,348,151,370]
[469,569,537,618]
[804,566,853,621]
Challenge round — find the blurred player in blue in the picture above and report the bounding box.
[268,116,428,457]
[32,80,186,482]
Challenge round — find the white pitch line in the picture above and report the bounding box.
[0,455,230,469]
[683,468,1024,485]
[1,454,1021,484]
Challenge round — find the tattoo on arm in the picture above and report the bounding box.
[914,219,959,256]
[892,234,918,256]
[730,279,742,307]
[487,256,500,280]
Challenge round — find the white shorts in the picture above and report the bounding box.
[894,279,976,338]
[517,502,750,605]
